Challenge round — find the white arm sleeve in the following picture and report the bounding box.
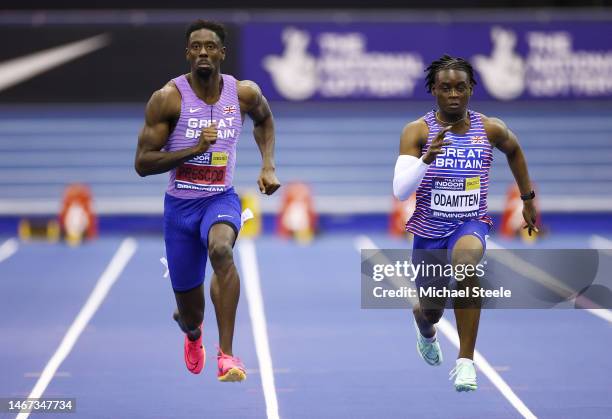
[393,155,429,201]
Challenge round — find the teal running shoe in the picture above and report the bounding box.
[449,360,478,392]
[414,321,443,366]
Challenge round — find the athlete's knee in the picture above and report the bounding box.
[452,237,483,267]
[452,250,481,268]
[209,241,234,265]
[452,255,482,287]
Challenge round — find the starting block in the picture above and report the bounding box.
[18,218,61,243]
[240,191,261,238]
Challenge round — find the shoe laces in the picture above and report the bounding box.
[420,337,438,356]
[449,361,473,380]
[217,346,244,368]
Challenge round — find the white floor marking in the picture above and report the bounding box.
[16,238,137,419]
[0,238,18,263]
[489,238,612,324]
[237,239,280,419]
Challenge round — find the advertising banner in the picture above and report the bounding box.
[0,24,239,102]
[241,21,612,101]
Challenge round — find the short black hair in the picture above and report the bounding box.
[425,55,477,93]
[185,20,226,45]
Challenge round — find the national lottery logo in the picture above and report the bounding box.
[262,27,425,100]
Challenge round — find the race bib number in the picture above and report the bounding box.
[175,152,228,192]
[430,176,480,219]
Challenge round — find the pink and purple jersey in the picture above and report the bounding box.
[406,110,494,239]
[165,74,242,199]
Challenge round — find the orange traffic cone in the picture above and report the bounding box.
[389,193,416,237]
[277,183,317,243]
[500,184,539,242]
[59,184,97,246]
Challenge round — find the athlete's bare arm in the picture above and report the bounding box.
[238,80,281,195]
[483,115,538,234]
[134,83,217,177]
[399,119,452,164]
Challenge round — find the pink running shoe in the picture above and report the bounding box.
[184,325,205,374]
[217,348,246,382]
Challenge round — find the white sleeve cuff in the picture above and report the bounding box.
[392,155,429,201]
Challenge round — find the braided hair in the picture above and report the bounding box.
[425,55,477,93]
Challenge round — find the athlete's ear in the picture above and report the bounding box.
[221,46,226,61]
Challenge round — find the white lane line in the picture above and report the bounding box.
[16,238,137,419]
[0,238,18,263]
[486,240,580,301]
[587,235,612,323]
[355,235,537,419]
[489,238,612,325]
[589,235,612,257]
[237,239,280,419]
[584,307,612,323]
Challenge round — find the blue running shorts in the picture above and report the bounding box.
[412,220,490,294]
[163,187,241,292]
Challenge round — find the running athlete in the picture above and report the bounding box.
[392,55,537,391]
[134,20,280,381]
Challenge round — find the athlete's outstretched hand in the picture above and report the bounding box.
[195,122,218,154]
[422,126,453,164]
[257,167,281,195]
[522,199,539,236]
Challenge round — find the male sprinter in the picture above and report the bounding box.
[135,20,280,381]
[392,55,537,391]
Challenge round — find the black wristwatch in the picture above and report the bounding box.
[520,190,535,201]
